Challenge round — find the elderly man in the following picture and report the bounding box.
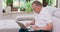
[19,1,53,32]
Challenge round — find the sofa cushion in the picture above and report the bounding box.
[45,6,56,15]
[52,16,60,32]
[16,14,34,21]
[53,8,60,18]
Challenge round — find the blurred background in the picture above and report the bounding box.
[2,0,57,13]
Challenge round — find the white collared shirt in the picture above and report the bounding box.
[34,7,52,27]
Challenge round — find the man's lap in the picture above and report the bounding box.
[30,30,49,32]
[19,28,50,32]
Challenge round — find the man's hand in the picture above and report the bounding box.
[25,20,35,27]
[25,23,31,27]
[32,25,40,30]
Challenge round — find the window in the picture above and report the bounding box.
[45,0,57,7]
[20,0,43,12]
[2,0,57,13]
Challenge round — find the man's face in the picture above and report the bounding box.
[32,4,42,13]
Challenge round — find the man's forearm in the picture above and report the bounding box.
[40,24,53,30]
[40,26,52,30]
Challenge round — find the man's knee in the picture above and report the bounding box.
[19,29,29,32]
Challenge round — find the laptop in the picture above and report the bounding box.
[17,22,28,30]
[16,22,34,31]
